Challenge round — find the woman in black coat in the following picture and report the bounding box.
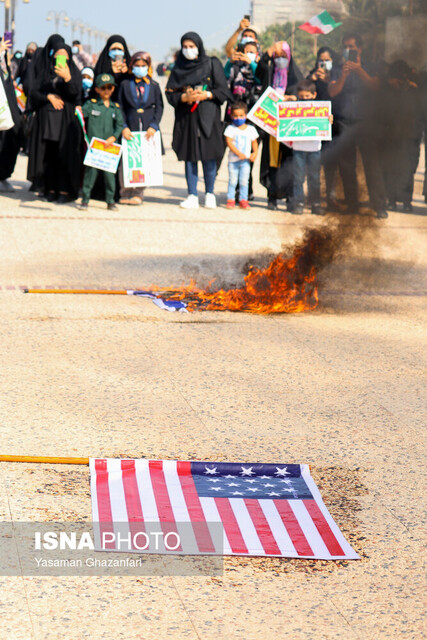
[118,51,164,204]
[0,38,23,192]
[166,32,230,209]
[27,34,82,202]
[255,40,302,211]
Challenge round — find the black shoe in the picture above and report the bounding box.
[311,203,324,216]
[267,198,278,211]
[57,194,71,204]
[376,209,388,219]
[402,203,413,213]
[77,202,89,211]
[46,192,57,202]
[326,199,340,212]
[107,203,119,211]
[388,201,397,211]
[293,205,304,215]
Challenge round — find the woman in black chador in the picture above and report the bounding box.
[27,34,82,202]
[166,32,230,210]
[0,38,23,192]
[93,35,131,99]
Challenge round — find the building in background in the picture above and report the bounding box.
[251,0,344,32]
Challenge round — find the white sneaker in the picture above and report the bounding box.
[204,193,216,209]
[0,180,14,192]
[180,194,199,209]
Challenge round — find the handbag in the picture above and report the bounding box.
[0,77,14,131]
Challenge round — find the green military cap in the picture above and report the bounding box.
[95,73,116,88]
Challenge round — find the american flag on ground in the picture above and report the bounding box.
[90,459,359,560]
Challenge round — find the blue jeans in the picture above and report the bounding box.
[227,160,251,201]
[185,160,217,196]
[293,150,321,205]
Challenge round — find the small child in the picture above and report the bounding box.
[78,73,124,211]
[224,101,259,209]
[292,79,333,215]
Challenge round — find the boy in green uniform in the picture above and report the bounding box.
[78,73,124,210]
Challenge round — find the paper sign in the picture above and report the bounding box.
[247,87,284,137]
[276,101,332,142]
[122,131,163,188]
[83,137,122,174]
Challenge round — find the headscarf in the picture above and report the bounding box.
[93,34,131,76]
[81,66,94,78]
[31,34,80,93]
[166,32,210,90]
[130,51,153,82]
[272,41,291,92]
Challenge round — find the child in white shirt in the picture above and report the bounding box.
[224,101,259,209]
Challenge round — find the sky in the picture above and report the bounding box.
[4,0,251,61]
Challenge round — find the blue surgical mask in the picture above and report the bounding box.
[72,46,79,55]
[233,117,246,126]
[246,52,257,63]
[109,49,124,60]
[132,66,148,78]
[82,78,93,90]
[324,60,333,71]
[275,57,289,70]
[240,37,253,45]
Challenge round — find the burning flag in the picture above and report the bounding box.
[299,10,342,35]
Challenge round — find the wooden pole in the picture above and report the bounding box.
[24,289,129,295]
[0,455,89,465]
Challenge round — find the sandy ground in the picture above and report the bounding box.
[0,97,426,639]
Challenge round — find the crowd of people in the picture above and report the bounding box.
[0,18,426,218]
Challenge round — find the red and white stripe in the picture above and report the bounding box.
[89,459,359,560]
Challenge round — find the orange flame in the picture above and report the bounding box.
[153,229,326,314]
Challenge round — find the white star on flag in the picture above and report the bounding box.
[275,466,290,477]
[227,482,239,487]
[232,491,243,495]
[244,479,257,483]
[240,466,255,476]
[269,492,280,496]
[264,483,274,488]
[204,466,218,475]
[224,475,235,479]
[211,487,222,491]
[207,478,221,482]
[248,488,260,492]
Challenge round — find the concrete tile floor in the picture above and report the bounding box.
[0,101,426,638]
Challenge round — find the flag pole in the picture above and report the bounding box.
[24,289,129,295]
[0,455,89,465]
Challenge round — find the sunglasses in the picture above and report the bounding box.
[99,84,114,91]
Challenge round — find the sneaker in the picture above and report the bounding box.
[204,193,217,209]
[180,194,199,209]
[77,201,89,210]
[293,205,304,215]
[311,203,324,216]
[226,199,235,209]
[267,198,278,211]
[0,179,14,193]
[239,200,251,210]
[376,209,388,219]
[107,203,119,211]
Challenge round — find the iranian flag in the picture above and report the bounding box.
[299,10,342,35]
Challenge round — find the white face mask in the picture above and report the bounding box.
[246,52,257,63]
[182,47,198,61]
[275,57,289,70]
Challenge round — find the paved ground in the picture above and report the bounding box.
[0,99,426,639]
